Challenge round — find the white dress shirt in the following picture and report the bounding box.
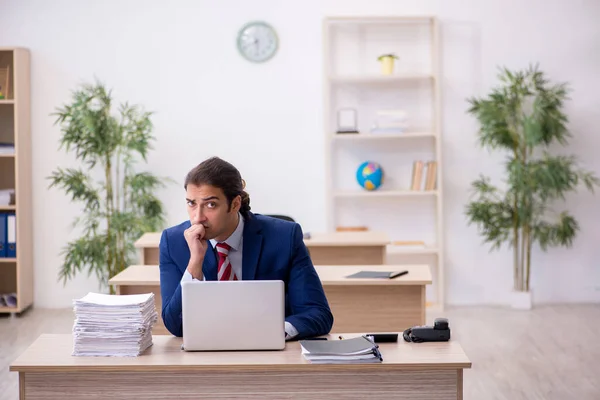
[181,213,299,340]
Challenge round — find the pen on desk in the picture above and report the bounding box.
[373,346,383,361]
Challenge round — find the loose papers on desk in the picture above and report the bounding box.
[300,336,383,364]
[72,292,158,357]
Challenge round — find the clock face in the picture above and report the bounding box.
[237,21,278,63]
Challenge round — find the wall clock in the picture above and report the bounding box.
[237,21,278,63]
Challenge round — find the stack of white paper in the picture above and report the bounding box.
[0,189,14,206]
[300,336,383,364]
[370,109,409,134]
[72,292,158,357]
[0,144,14,155]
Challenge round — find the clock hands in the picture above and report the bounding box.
[237,21,277,62]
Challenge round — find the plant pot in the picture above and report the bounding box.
[380,57,395,75]
[510,290,533,310]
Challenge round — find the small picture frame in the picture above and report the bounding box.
[336,108,358,134]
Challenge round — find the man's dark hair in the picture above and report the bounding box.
[184,157,251,219]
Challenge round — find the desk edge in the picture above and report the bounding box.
[9,362,472,373]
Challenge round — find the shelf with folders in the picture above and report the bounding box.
[0,47,32,314]
[323,16,445,309]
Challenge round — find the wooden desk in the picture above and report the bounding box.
[303,232,390,265]
[135,231,390,265]
[10,333,471,399]
[134,232,161,265]
[109,264,431,335]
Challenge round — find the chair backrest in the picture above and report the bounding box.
[266,214,295,222]
[265,214,310,256]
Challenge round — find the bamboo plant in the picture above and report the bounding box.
[48,81,172,288]
[465,65,598,292]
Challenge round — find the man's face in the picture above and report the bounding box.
[185,184,240,241]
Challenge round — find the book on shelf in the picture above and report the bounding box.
[336,226,369,232]
[0,65,10,99]
[424,161,437,190]
[410,160,437,191]
[392,240,427,249]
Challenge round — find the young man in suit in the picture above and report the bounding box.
[159,156,334,340]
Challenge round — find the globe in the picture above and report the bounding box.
[356,161,383,190]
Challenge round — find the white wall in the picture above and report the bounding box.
[1,0,599,308]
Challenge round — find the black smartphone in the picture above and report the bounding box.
[366,333,398,343]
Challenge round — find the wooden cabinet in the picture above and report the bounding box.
[0,47,32,314]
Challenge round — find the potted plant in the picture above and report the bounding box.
[464,65,598,309]
[48,80,173,290]
[377,54,398,75]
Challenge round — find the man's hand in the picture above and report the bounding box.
[184,223,209,279]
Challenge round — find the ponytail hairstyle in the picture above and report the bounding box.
[184,156,251,219]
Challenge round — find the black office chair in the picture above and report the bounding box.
[265,214,311,254]
[265,214,295,222]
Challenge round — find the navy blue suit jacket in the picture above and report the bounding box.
[159,212,334,339]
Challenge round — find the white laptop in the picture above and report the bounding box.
[181,280,286,351]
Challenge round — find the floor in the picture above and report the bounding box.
[1,305,599,400]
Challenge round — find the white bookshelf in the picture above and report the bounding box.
[323,16,445,309]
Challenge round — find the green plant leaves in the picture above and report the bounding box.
[464,64,599,291]
[48,167,100,212]
[48,80,172,289]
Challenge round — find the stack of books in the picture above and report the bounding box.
[300,335,383,364]
[410,160,437,191]
[72,292,158,357]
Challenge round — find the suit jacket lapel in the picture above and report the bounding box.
[242,214,262,280]
[202,244,218,281]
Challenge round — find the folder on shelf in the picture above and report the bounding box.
[0,212,6,257]
[6,212,15,258]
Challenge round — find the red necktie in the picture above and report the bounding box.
[216,242,237,281]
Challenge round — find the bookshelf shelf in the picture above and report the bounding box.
[0,47,32,315]
[324,16,445,309]
[334,190,437,198]
[329,74,433,85]
[332,132,437,141]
